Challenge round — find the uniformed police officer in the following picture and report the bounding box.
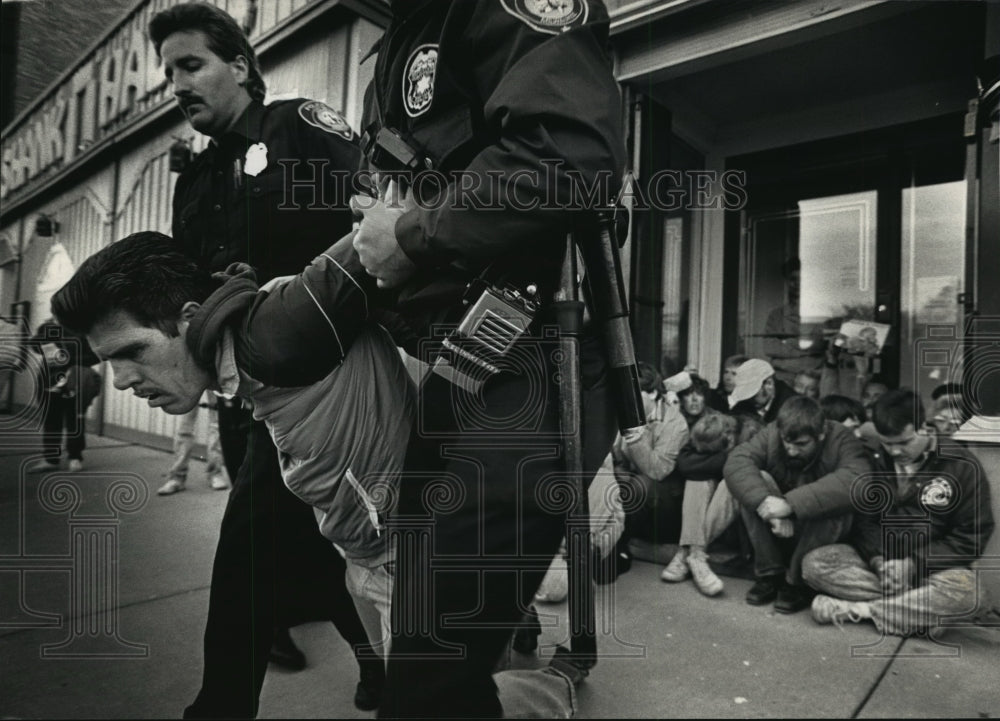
[147,3,383,716]
[350,1,627,716]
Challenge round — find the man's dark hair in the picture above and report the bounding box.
[638,361,663,395]
[52,232,216,337]
[863,375,890,393]
[931,382,964,401]
[776,395,825,440]
[819,394,866,425]
[872,388,925,436]
[149,1,266,102]
[678,373,711,401]
[723,354,748,370]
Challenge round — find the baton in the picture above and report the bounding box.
[551,234,593,668]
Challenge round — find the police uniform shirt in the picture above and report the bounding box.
[173,99,361,282]
[360,0,626,327]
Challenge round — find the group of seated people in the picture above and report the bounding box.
[609,355,994,635]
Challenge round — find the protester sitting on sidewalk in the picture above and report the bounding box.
[661,411,739,596]
[676,373,715,428]
[52,232,582,716]
[793,370,821,400]
[724,396,872,613]
[25,318,102,473]
[819,394,867,435]
[159,392,230,495]
[728,359,796,423]
[714,354,748,410]
[614,362,690,553]
[928,383,966,436]
[803,389,994,634]
[861,376,890,421]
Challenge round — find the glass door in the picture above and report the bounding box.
[899,180,967,410]
[741,190,878,392]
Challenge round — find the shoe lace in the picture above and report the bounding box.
[830,609,862,630]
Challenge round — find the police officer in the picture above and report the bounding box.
[147,3,383,716]
[350,1,627,716]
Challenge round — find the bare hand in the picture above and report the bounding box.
[769,518,794,538]
[351,180,418,289]
[757,495,793,520]
[880,558,914,596]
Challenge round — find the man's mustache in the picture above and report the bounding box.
[176,94,206,111]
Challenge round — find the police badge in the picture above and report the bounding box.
[244,142,268,177]
[403,44,438,118]
[500,0,589,35]
[920,476,956,509]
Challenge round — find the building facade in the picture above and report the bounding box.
[1,0,997,448]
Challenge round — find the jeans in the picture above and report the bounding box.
[349,553,576,718]
[345,558,394,662]
[184,416,371,719]
[802,544,982,636]
[739,472,852,585]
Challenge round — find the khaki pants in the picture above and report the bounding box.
[802,544,981,636]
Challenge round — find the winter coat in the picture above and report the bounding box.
[724,420,872,520]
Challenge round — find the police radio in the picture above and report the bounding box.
[430,278,540,394]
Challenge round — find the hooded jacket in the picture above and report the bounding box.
[186,237,416,564]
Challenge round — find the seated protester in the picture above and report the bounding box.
[614,362,690,549]
[661,411,740,596]
[52,232,415,667]
[861,376,890,422]
[672,372,714,429]
[728,359,796,423]
[819,394,867,435]
[724,396,872,613]
[929,382,966,436]
[732,413,765,447]
[714,354,749,411]
[793,369,821,401]
[803,389,994,634]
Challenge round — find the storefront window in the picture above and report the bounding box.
[899,180,966,408]
[741,191,877,387]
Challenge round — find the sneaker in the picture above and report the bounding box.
[811,594,864,627]
[353,658,384,711]
[25,459,60,474]
[209,474,231,491]
[269,627,306,671]
[687,553,724,597]
[660,548,690,583]
[745,575,782,606]
[67,459,83,472]
[775,583,815,614]
[156,479,186,496]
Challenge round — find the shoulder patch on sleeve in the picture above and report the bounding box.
[499,0,589,35]
[298,101,354,140]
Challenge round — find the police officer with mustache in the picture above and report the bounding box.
[148,2,383,716]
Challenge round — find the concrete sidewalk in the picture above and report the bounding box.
[1,435,997,719]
